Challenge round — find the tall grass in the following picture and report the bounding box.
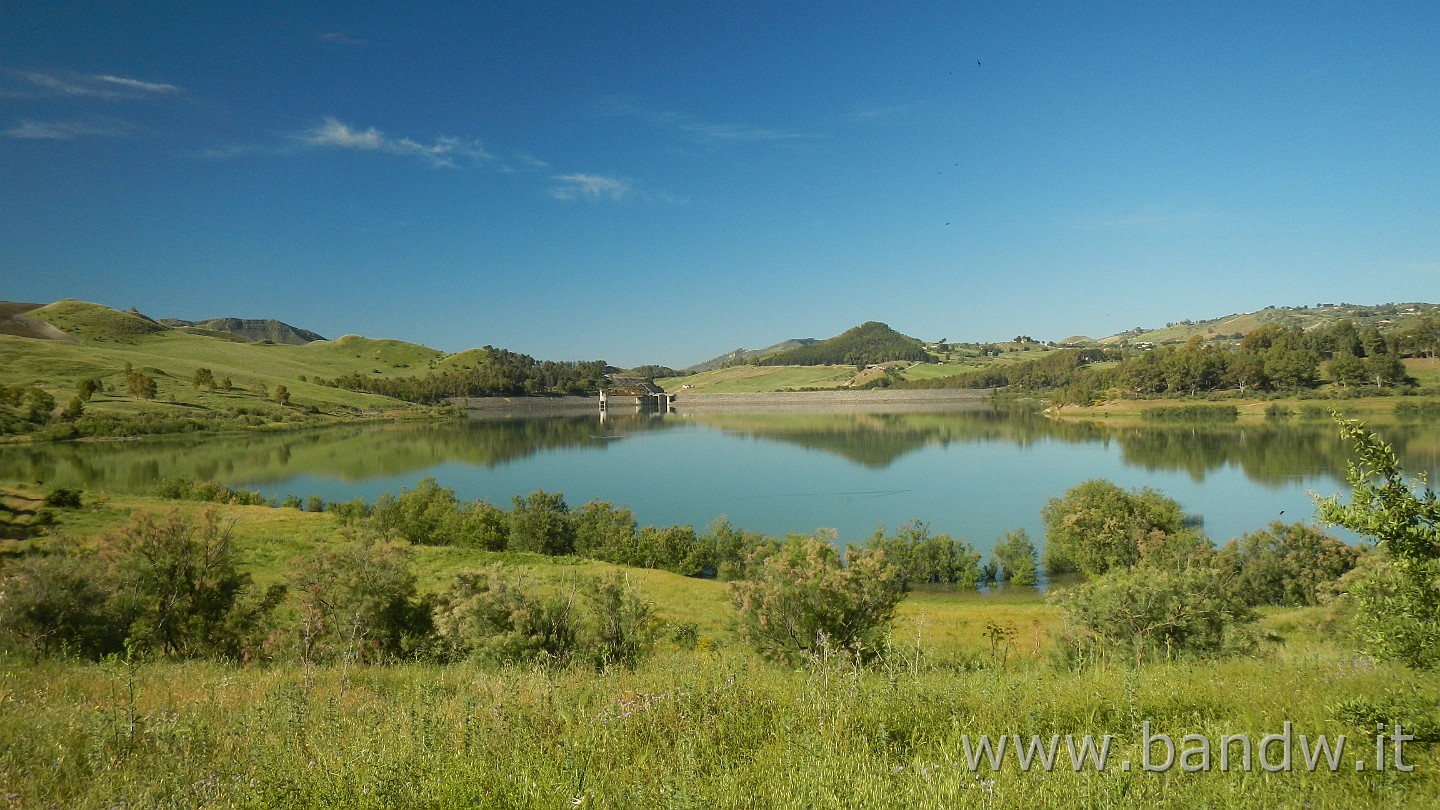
[2,623,1436,808]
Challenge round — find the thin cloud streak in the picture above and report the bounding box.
[598,97,809,145]
[3,117,133,140]
[95,75,181,94]
[550,173,631,201]
[9,69,182,99]
[298,116,492,167]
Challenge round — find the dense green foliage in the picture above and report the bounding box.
[1139,404,1239,423]
[1314,418,1440,669]
[901,318,1426,400]
[323,346,606,402]
[729,532,908,665]
[1055,566,1255,665]
[0,509,284,660]
[4,453,1439,806]
[1040,480,1196,576]
[754,321,934,367]
[1216,521,1361,607]
[859,520,990,587]
[991,529,1039,586]
[901,348,1117,391]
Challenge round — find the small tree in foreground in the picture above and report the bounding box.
[286,538,434,665]
[116,508,281,660]
[729,532,907,667]
[1313,417,1440,669]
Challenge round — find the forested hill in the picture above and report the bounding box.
[754,322,934,367]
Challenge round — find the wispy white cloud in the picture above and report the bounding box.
[9,69,181,99]
[3,117,134,140]
[297,116,492,167]
[598,97,809,145]
[550,173,631,202]
[94,74,181,94]
[305,117,384,149]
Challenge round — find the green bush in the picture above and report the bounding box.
[152,476,267,506]
[450,499,508,550]
[433,565,579,668]
[115,508,282,660]
[371,476,461,544]
[1040,479,1194,576]
[285,538,435,664]
[584,572,658,670]
[992,528,1038,586]
[574,500,640,562]
[0,539,126,658]
[0,510,282,661]
[861,520,985,587]
[1139,404,1239,423]
[42,487,83,509]
[729,532,908,667]
[1054,565,1256,666]
[1394,399,1440,420]
[1216,521,1360,606]
[507,489,575,555]
[1314,418,1440,669]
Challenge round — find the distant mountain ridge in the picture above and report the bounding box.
[158,317,326,345]
[686,338,820,373]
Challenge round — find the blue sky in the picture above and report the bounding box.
[3,2,1437,368]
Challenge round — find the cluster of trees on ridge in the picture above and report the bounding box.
[904,317,1437,399]
[320,346,608,402]
[7,417,1434,672]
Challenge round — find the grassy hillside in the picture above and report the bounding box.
[0,301,474,439]
[1100,302,1440,346]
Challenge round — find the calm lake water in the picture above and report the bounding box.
[5,404,1438,549]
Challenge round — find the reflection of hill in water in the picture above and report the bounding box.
[683,406,1106,468]
[2,407,1436,493]
[685,408,1440,485]
[0,415,672,491]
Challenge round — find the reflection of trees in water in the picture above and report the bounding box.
[690,406,1126,468]
[0,415,675,491]
[687,406,1439,486]
[1,407,1435,493]
[1115,426,1349,486]
[1115,423,1439,488]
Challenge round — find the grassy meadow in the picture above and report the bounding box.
[3,489,1437,808]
